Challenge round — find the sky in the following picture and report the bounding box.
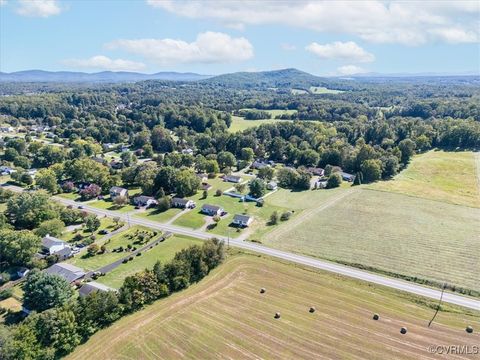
[1,0,479,76]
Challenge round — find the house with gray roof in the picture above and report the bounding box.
[232,214,253,227]
[79,281,116,297]
[201,204,224,216]
[45,263,85,283]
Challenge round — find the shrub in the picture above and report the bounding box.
[215,189,222,196]
[0,288,13,300]
[280,211,292,221]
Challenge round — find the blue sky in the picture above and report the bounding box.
[1,0,479,75]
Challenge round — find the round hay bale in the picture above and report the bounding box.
[373,313,379,320]
[274,312,281,319]
[309,307,316,313]
[400,327,407,334]
[466,325,473,333]
[260,288,266,294]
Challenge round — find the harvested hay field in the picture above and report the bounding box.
[370,150,480,208]
[263,188,480,292]
[68,254,479,360]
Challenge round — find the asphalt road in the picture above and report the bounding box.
[5,185,480,311]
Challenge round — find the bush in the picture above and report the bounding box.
[280,211,292,221]
[0,288,13,300]
[326,173,342,188]
[215,189,222,196]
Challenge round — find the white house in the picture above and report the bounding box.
[266,181,278,190]
[133,195,158,208]
[110,186,128,199]
[223,175,242,183]
[232,214,253,227]
[0,166,16,175]
[182,148,194,155]
[201,204,224,216]
[171,197,195,209]
[42,235,69,255]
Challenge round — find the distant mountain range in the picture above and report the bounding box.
[0,68,477,86]
[0,70,212,83]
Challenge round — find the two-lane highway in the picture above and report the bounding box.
[5,185,480,311]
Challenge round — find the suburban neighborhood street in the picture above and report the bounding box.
[4,184,480,311]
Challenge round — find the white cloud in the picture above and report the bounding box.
[16,0,62,17]
[0,0,7,7]
[336,65,368,76]
[306,41,374,62]
[62,56,146,71]
[281,43,296,51]
[106,31,254,65]
[147,1,480,45]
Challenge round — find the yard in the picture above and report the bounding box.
[60,217,117,243]
[263,188,480,292]
[68,254,480,360]
[309,86,344,94]
[370,150,480,208]
[134,207,183,223]
[66,226,159,272]
[96,235,203,288]
[172,187,289,238]
[89,198,136,213]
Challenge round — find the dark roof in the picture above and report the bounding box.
[233,214,252,222]
[134,195,156,203]
[224,175,241,181]
[45,263,85,283]
[42,235,65,249]
[79,281,116,297]
[202,204,221,212]
[172,197,191,205]
[55,247,72,258]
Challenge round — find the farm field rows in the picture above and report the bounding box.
[68,254,480,360]
[370,150,480,208]
[263,188,480,291]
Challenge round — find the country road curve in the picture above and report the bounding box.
[4,184,480,311]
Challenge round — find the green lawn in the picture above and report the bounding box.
[370,150,480,208]
[172,189,288,238]
[57,192,81,201]
[66,226,158,271]
[89,198,136,213]
[309,86,344,94]
[265,186,350,210]
[96,235,203,288]
[264,188,480,292]
[60,217,117,243]
[229,116,285,133]
[135,207,183,223]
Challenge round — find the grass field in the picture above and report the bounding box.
[229,116,284,133]
[264,188,480,291]
[89,198,136,213]
[68,254,479,360]
[371,150,480,208]
[97,235,202,288]
[309,86,344,94]
[66,226,157,271]
[134,207,183,223]
[60,217,116,242]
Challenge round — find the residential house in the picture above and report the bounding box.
[196,173,208,183]
[182,148,194,155]
[42,235,69,255]
[44,263,85,283]
[26,168,38,177]
[251,160,269,170]
[16,267,30,278]
[110,186,128,199]
[340,172,356,182]
[316,180,328,189]
[306,167,325,176]
[223,175,242,183]
[232,214,253,227]
[79,281,116,297]
[201,204,224,216]
[0,166,15,175]
[266,181,278,190]
[102,143,116,151]
[171,197,195,209]
[134,195,158,208]
[0,126,13,133]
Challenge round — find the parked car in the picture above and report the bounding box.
[77,205,84,209]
